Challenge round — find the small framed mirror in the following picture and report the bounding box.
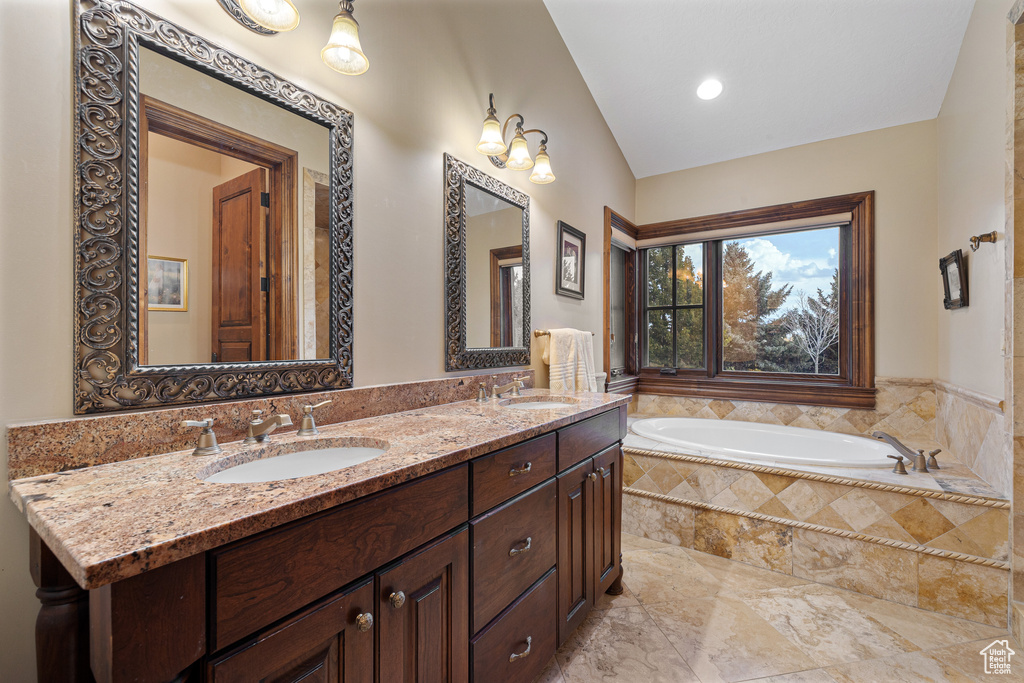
[940,249,968,310]
[443,154,530,370]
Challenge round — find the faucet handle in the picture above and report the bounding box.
[887,454,908,475]
[927,449,941,470]
[180,418,222,456]
[297,401,331,436]
[249,409,264,423]
[303,400,332,414]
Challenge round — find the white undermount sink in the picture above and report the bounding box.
[201,441,389,484]
[499,396,580,410]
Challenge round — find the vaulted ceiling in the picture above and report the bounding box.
[543,0,975,178]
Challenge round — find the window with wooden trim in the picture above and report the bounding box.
[635,192,875,409]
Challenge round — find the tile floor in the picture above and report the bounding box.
[535,533,1021,682]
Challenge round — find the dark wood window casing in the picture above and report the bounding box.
[603,208,639,395]
[634,192,875,409]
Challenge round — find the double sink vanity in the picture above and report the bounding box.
[9,3,630,681]
[10,388,629,682]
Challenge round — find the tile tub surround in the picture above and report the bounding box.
[935,379,1009,498]
[629,377,938,443]
[6,369,534,480]
[623,448,1009,562]
[624,490,1010,628]
[7,389,629,589]
[537,533,1017,683]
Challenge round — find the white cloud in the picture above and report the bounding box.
[738,237,836,311]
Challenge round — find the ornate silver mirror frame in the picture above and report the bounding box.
[443,154,531,371]
[74,0,354,414]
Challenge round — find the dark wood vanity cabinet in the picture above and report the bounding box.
[35,405,626,683]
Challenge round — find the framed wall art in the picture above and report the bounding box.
[147,256,188,312]
[556,221,586,300]
[939,249,968,310]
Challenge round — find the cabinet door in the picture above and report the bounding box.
[593,446,622,595]
[377,527,470,683]
[556,459,595,646]
[208,579,374,683]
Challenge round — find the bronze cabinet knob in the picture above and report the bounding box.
[355,612,373,632]
[389,591,406,609]
[588,472,598,482]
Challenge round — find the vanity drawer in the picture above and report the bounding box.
[470,433,556,516]
[210,464,468,651]
[471,568,557,683]
[557,408,623,471]
[470,479,556,634]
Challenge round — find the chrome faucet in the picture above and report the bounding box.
[243,410,293,445]
[872,431,940,473]
[492,377,527,399]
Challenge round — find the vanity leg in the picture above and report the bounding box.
[605,556,625,596]
[30,529,93,683]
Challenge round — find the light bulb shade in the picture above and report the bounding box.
[238,0,299,32]
[476,114,507,156]
[505,133,534,171]
[321,12,369,75]
[529,147,555,184]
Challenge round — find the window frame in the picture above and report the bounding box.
[635,192,875,409]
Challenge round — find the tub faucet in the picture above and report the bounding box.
[872,431,928,472]
[243,410,293,445]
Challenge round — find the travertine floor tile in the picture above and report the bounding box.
[621,532,670,552]
[745,671,837,683]
[682,546,812,596]
[593,582,640,611]
[645,596,817,682]
[926,637,1024,681]
[555,605,699,683]
[740,584,920,666]
[824,649,974,682]
[621,546,722,604]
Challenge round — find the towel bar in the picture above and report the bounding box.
[533,329,595,338]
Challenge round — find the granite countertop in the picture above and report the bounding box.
[9,389,629,590]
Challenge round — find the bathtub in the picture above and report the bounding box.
[630,417,896,468]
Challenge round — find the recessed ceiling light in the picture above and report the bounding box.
[697,79,723,100]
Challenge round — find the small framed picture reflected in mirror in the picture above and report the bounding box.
[939,249,968,310]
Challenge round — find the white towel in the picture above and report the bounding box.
[544,328,597,392]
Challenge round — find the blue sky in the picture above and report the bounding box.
[730,226,840,313]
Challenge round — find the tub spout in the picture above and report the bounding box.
[872,431,927,472]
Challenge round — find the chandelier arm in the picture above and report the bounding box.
[501,114,525,142]
[520,128,549,146]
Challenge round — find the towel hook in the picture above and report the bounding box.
[970,231,996,251]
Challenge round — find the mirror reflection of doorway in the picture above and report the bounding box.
[139,95,300,365]
[490,246,523,347]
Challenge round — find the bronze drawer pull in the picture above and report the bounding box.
[508,462,532,477]
[587,472,597,481]
[355,612,373,632]
[389,591,406,609]
[509,537,532,557]
[509,636,532,662]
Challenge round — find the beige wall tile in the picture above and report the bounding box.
[694,509,793,573]
[775,481,827,521]
[647,462,683,493]
[622,493,695,549]
[918,554,1009,627]
[890,498,957,545]
[623,454,644,487]
[793,529,918,606]
[828,490,889,532]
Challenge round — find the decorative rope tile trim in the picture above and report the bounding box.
[624,447,1010,509]
[624,488,1010,570]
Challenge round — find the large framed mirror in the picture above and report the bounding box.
[443,154,530,370]
[74,0,353,414]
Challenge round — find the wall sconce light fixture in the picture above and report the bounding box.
[220,0,370,76]
[322,1,370,75]
[476,94,555,184]
[235,0,300,33]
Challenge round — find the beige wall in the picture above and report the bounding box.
[466,206,524,348]
[936,0,1015,400]
[0,0,635,678]
[636,120,940,382]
